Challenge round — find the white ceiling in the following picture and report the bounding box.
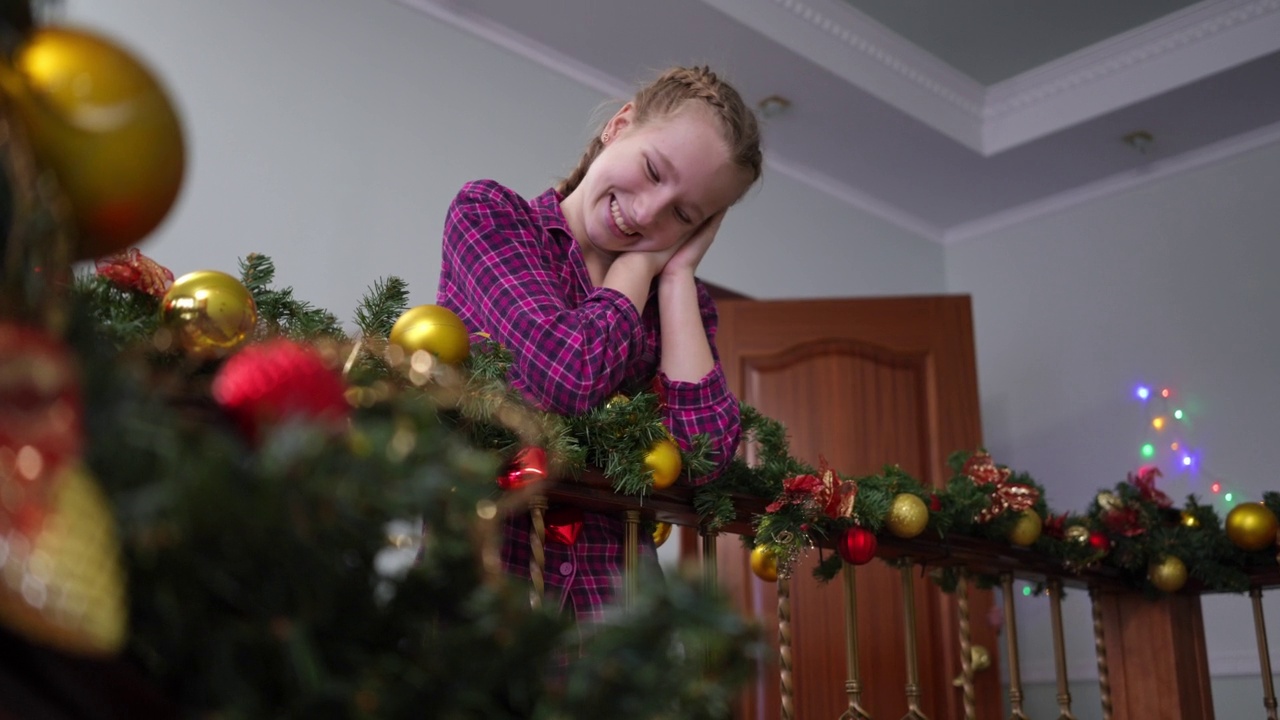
[396,0,1280,243]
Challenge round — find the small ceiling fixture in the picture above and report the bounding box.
[757,95,791,119]
[1123,130,1154,155]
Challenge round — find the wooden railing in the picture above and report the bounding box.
[545,471,1280,720]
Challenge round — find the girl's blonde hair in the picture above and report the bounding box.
[557,66,763,198]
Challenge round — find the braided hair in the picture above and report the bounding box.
[557,66,763,198]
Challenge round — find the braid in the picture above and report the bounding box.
[558,65,763,197]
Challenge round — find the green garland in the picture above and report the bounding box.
[77,254,1280,598]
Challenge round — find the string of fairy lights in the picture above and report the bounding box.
[1135,384,1239,506]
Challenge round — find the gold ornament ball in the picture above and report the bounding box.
[0,463,127,656]
[1225,503,1279,552]
[1096,492,1122,512]
[1,26,185,258]
[1180,511,1200,529]
[1008,509,1043,547]
[644,438,683,490]
[389,305,470,365]
[750,545,779,583]
[887,493,929,539]
[1064,525,1090,545]
[606,394,630,410]
[652,521,672,548]
[160,270,257,356]
[1148,555,1188,593]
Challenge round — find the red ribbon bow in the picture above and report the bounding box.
[766,459,856,520]
[1128,465,1171,508]
[95,248,174,298]
[966,451,1039,523]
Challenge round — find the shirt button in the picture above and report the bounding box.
[558,562,573,576]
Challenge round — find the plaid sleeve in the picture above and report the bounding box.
[659,281,741,485]
[440,181,643,415]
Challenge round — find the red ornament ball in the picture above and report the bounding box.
[212,339,349,443]
[837,526,878,565]
[1087,531,1111,555]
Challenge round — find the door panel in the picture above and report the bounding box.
[710,296,999,720]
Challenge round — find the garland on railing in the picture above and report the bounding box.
[79,251,1280,598]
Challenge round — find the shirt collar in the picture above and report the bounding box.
[532,187,572,236]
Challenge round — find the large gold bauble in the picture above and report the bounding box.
[644,438,683,490]
[1225,503,1279,552]
[652,521,672,548]
[2,26,185,258]
[887,493,929,539]
[160,270,257,356]
[389,305,470,365]
[1148,555,1188,593]
[749,545,778,583]
[1008,509,1043,547]
[0,463,126,656]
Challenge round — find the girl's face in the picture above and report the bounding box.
[566,104,751,259]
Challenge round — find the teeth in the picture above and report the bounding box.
[611,198,637,236]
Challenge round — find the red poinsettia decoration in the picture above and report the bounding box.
[1102,506,1145,537]
[1128,464,1172,508]
[1043,511,1070,540]
[965,451,1040,523]
[95,248,174,297]
[766,459,856,520]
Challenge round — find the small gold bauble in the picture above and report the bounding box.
[605,394,630,410]
[1148,555,1188,593]
[1180,511,1200,529]
[1225,503,1279,552]
[160,270,257,356]
[652,521,672,548]
[749,545,778,583]
[1064,525,1090,545]
[1096,492,1122,512]
[389,305,470,365]
[1008,509,1043,547]
[2,26,185,258]
[644,438,683,490]
[887,493,929,539]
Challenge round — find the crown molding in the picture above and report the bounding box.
[702,0,1280,155]
[982,0,1280,153]
[944,119,1280,244]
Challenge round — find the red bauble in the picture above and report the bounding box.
[837,526,878,565]
[498,447,547,490]
[544,507,583,545]
[211,339,350,444]
[1088,531,1112,555]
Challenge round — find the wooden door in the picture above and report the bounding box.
[712,295,1001,720]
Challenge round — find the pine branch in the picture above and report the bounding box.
[353,276,409,338]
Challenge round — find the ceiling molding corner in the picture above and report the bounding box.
[944,118,1280,245]
[981,0,1280,153]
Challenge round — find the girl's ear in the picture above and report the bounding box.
[603,102,636,143]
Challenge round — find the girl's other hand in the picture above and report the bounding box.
[662,211,724,280]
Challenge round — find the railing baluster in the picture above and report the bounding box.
[1089,588,1113,720]
[1001,574,1031,720]
[779,574,794,720]
[1047,579,1077,720]
[1250,587,1278,720]
[841,564,872,719]
[528,495,547,608]
[957,573,976,720]
[899,561,929,720]
[700,525,718,595]
[623,509,640,607]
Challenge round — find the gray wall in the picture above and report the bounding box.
[61,0,1280,716]
[948,141,1280,717]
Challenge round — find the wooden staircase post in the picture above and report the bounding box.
[1094,591,1215,719]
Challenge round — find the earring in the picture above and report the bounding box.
[601,132,610,143]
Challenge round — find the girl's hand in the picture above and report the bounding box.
[662,211,724,279]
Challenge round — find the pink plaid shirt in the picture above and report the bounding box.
[436,179,741,619]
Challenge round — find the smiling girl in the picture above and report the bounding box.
[436,65,763,623]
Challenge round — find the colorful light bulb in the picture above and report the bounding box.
[1152,417,1165,430]
[1211,481,1221,494]
[1174,409,1184,420]
[1136,386,1150,400]
[1161,388,1171,398]
[1141,443,1155,458]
